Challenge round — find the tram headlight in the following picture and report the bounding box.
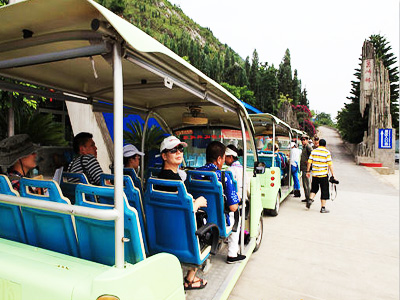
[97,295,120,300]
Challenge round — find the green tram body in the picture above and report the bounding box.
[0,0,269,299]
[250,114,296,216]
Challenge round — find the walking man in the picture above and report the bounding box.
[300,134,312,202]
[305,139,336,213]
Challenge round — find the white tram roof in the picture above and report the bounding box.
[0,0,250,130]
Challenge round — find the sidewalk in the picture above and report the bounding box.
[365,165,399,190]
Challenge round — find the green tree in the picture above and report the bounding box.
[249,49,260,94]
[123,120,165,153]
[292,69,301,106]
[278,49,293,98]
[314,112,335,127]
[221,83,256,106]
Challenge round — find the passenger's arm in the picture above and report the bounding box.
[193,196,207,211]
[229,203,239,212]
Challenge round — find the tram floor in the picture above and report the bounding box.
[183,239,252,300]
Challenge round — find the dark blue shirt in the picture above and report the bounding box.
[197,163,239,225]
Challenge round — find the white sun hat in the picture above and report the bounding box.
[160,136,187,152]
[123,144,144,157]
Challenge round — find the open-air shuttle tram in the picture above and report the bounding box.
[0,0,264,299]
[250,113,294,216]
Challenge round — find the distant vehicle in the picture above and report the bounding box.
[395,153,399,163]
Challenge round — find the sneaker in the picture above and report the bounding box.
[227,254,246,264]
[306,198,314,209]
[320,207,330,213]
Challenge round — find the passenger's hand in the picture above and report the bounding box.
[195,196,207,208]
[306,172,310,178]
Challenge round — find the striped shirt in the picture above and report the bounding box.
[67,154,103,185]
[308,146,332,177]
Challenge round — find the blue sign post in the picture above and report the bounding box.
[378,128,392,149]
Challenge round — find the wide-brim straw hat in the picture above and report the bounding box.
[0,134,40,168]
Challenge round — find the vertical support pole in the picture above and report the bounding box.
[272,122,276,167]
[140,111,151,182]
[238,112,247,254]
[8,94,14,137]
[113,42,124,269]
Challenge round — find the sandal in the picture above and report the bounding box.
[184,276,207,290]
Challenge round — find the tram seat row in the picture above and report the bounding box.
[145,178,219,265]
[0,175,145,266]
[145,168,237,238]
[258,151,289,178]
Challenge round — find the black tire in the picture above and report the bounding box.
[253,214,263,252]
[269,193,280,217]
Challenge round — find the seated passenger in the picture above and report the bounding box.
[198,141,245,264]
[274,144,287,169]
[157,136,208,290]
[0,134,40,192]
[67,132,103,186]
[225,144,245,198]
[123,144,144,175]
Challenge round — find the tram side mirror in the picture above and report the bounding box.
[253,161,265,175]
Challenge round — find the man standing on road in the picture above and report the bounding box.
[305,139,336,213]
[300,134,312,203]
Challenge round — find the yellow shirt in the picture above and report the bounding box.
[308,146,332,177]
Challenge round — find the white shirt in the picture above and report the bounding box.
[290,147,301,167]
[227,160,250,200]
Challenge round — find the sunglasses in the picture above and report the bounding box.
[167,145,184,154]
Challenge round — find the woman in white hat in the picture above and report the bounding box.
[123,144,145,175]
[157,135,208,290]
[0,134,39,191]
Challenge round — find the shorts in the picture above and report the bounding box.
[311,176,329,200]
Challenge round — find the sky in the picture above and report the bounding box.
[168,0,399,120]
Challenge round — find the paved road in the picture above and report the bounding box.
[230,126,399,300]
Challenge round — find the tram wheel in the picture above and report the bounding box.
[253,214,263,252]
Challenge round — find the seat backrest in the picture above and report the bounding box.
[185,170,231,238]
[19,178,79,257]
[99,173,148,253]
[74,184,146,266]
[124,168,144,198]
[258,151,281,169]
[144,178,209,265]
[0,175,27,243]
[60,172,95,204]
[224,170,238,193]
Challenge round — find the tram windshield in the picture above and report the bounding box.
[174,126,254,168]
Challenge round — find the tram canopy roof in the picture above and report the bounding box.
[0,0,249,130]
[250,113,292,136]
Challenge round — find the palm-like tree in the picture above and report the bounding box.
[123,119,165,153]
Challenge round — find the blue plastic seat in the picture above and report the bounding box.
[224,170,238,193]
[144,178,212,265]
[99,173,148,253]
[185,170,232,238]
[124,168,144,199]
[74,184,146,266]
[19,178,79,256]
[60,172,95,204]
[0,175,27,243]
